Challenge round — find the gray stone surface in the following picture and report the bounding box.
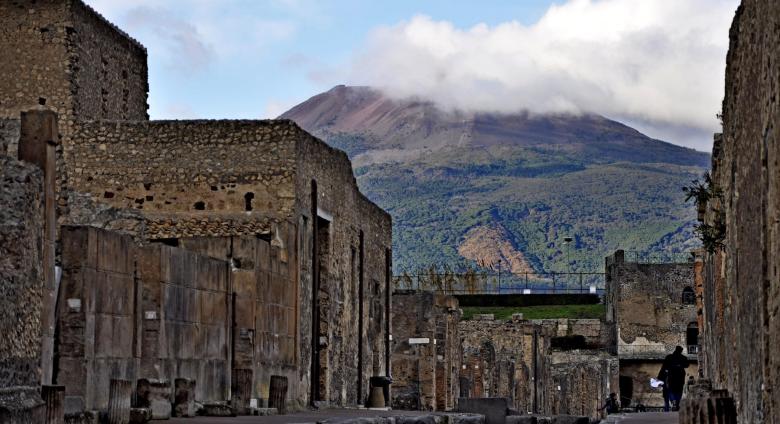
[457,397,507,424]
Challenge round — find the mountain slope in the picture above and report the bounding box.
[282,85,708,275]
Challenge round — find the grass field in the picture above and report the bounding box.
[461,303,606,320]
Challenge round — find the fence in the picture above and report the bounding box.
[393,270,606,295]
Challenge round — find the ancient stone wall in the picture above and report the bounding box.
[179,232,302,407]
[605,251,698,358]
[294,128,393,406]
[0,119,20,157]
[68,0,148,121]
[57,226,231,412]
[0,0,147,123]
[694,2,780,423]
[458,316,551,414]
[66,119,297,239]
[548,351,618,420]
[390,291,460,411]
[0,157,44,390]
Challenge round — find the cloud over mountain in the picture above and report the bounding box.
[346,0,737,151]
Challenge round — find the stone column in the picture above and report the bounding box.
[231,369,252,415]
[42,385,64,424]
[18,110,58,386]
[107,379,132,424]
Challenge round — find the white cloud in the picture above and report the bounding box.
[346,0,738,150]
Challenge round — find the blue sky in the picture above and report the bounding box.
[87,0,738,151]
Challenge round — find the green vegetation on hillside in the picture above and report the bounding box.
[461,304,606,321]
[354,144,704,276]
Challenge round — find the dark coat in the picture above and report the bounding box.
[658,351,689,394]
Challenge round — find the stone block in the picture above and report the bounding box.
[135,379,171,420]
[457,397,507,424]
[128,408,151,424]
[173,378,196,418]
[0,386,46,424]
[550,416,588,424]
[201,402,234,417]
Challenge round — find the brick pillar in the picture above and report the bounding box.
[107,379,132,424]
[19,109,58,385]
[42,385,64,424]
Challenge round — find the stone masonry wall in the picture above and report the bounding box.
[695,2,780,423]
[390,291,460,411]
[57,226,232,411]
[294,128,393,406]
[548,351,618,421]
[605,251,698,359]
[0,119,20,157]
[0,0,149,222]
[179,232,302,407]
[458,317,551,414]
[66,119,297,239]
[0,157,44,389]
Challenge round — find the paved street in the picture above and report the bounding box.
[604,412,679,423]
[168,408,452,424]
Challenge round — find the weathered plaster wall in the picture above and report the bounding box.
[605,251,698,359]
[694,2,780,423]
[0,157,44,389]
[390,291,460,411]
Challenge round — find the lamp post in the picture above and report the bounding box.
[563,236,573,293]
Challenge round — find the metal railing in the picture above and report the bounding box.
[393,271,605,295]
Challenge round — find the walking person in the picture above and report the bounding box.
[657,346,689,411]
[598,392,620,417]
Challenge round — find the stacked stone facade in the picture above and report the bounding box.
[0,0,392,416]
[390,291,461,411]
[0,156,46,421]
[605,250,699,408]
[690,1,780,423]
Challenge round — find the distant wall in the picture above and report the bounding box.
[66,120,298,239]
[695,1,780,423]
[458,317,551,414]
[605,251,697,359]
[390,292,460,411]
[548,351,618,419]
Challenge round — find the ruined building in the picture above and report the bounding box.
[605,250,699,408]
[390,289,619,421]
[684,1,780,423]
[0,0,391,419]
